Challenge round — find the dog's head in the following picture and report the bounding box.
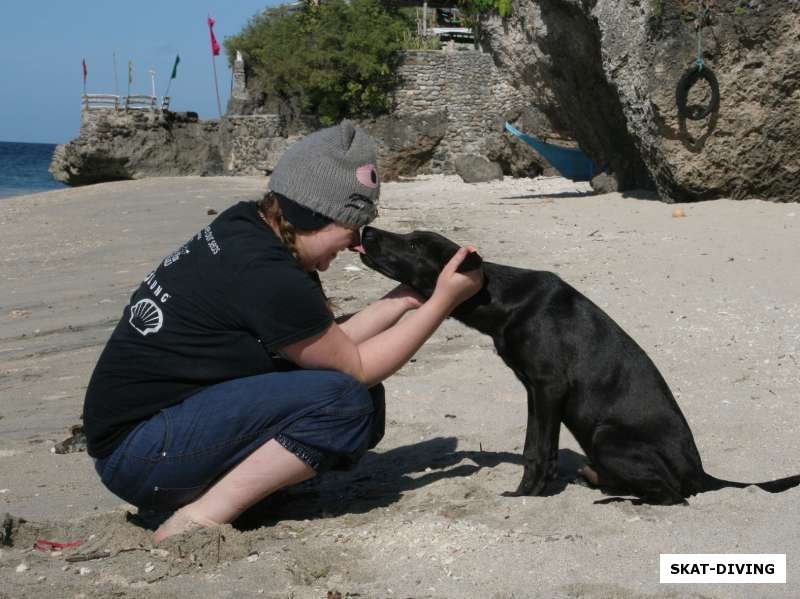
[359,226,483,297]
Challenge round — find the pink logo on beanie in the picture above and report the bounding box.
[356,163,379,189]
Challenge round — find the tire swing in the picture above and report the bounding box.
[675,3,719,120]
[676,60,720,120]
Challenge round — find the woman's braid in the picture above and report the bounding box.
[259,192,300,262]
[258,192,332,309]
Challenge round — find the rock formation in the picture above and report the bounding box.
[50,111,222,186]
[481,0,800,201]
[49,110,294,186]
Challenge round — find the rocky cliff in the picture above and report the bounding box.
[482,0,800,201]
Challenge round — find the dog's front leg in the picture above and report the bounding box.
[503,386,561,496]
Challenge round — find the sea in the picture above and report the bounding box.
[0,141,67,199]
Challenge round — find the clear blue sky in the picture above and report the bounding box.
[0,1,281,144]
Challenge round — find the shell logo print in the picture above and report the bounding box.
[128,298,164,336]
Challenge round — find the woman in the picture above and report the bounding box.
[83,120,483,542]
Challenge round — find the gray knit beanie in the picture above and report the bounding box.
[268,120,380,228]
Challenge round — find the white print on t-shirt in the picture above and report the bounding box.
[129,298,164,336]
[199,225,220,255]
[163,243,190,267]
[143,271,172,304]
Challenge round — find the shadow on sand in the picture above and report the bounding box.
[235,438,591,530]
[498,190,596,200]
[498,188,663,202]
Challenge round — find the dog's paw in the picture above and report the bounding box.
[501,478,548,497]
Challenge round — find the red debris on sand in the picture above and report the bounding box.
[34,538,85,552]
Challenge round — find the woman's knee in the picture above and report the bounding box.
[318,372,375,418]
[327,380,386,457]
[277,378,385,469]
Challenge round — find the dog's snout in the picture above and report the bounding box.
[360,226,384,253]
[361,226,377,244]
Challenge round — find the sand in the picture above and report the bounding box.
[0,175,798,598]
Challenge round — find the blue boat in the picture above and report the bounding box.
[505,122,595,181]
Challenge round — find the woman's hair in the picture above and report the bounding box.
[258,191,333,309]
[258,191,300,262]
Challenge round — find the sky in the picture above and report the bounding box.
[0,1,282,144]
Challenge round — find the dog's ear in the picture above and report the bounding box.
[456,250,483,273]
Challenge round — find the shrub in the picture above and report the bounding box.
[399,30,442,51]
[225,0,411,125]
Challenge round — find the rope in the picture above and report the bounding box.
[695,4,711,70]
[675,1,719,120]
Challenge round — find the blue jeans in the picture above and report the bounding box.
[94,370,384,512]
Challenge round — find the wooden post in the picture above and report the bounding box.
[113,52,119,97]
[423,1,427,37]
[148,70,156,99]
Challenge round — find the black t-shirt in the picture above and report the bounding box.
[83,201,333,458]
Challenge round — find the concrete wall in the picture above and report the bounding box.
[221,115,288,176]
[394,49,527,173]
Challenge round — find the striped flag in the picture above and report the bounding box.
[207,16,220,56]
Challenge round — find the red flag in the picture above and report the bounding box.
[82,59,87,82]
[207,16,220,56]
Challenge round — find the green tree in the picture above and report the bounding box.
[457,0,512,47]
[225,0,410,125]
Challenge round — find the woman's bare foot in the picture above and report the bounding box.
[152,508,219,544]
[578,465,601,486]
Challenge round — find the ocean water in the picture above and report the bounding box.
[0,141,67,199]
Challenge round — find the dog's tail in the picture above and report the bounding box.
[700,472,800,494]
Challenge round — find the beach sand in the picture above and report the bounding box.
[1,175,798,598]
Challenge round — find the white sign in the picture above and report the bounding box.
[660,554,786,584]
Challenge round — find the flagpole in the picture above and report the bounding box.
[211,55,222,118]
[208,16,223,119]
[113,52,119,97]
[164,55,179,100]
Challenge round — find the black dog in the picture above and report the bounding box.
[359,226,800,504]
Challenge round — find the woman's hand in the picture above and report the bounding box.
[383,283,425,310]
[432,246,484,309]
[281,247,483,387]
